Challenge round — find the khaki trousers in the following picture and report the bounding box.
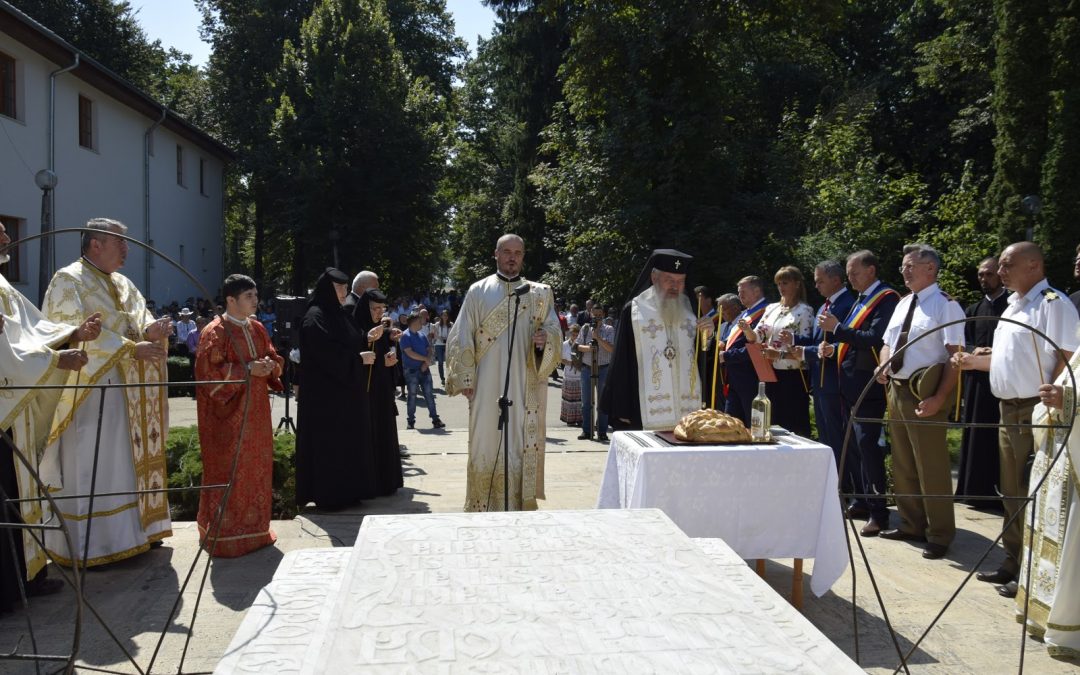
[887,381,955,546]
[997,397,1037,575]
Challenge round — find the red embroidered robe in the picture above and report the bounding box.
[195,315,283,557]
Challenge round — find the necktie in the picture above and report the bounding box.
[892,294,918,372]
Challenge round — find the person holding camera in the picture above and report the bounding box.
[577,304,615,442]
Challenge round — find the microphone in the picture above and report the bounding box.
[512,282,531,297]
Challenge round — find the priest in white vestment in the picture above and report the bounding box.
[601,249,714,430]
[1017,346,1080,658]
[445,234,561,511]
[1,221,101,606]
[40,218,174,567]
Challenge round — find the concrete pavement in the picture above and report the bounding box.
[1,378,1076,673]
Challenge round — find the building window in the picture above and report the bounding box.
[0,216,22,283]
[0,52,15,119]
[176,144,185,186]
[199,158,207,196]
[78,95,94,149]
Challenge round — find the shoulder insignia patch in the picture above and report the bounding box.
[1042,289,1060,301]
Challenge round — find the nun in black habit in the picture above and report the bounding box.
[295,268,377,509]
[349,289,404,496]
[600,249,709,430]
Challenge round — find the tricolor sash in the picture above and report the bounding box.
[725,305,766,349]
[835,286,898,365]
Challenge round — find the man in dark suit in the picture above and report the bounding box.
[717,276,768,427]
[796,260,855,495]
[577,299,594,328]
[818,250,899,536]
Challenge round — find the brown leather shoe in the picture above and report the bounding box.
[879,528,927,543]
[860,520,882,537]
[922,543,948,559]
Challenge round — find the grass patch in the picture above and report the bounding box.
[165,425,297,521]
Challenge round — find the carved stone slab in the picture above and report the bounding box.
[215,548,350,674]
[224,509,859,673]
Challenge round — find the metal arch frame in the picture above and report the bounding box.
[0,227,268,674]
[835,314,1077,674]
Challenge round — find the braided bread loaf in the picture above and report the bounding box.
[673,408,752,443]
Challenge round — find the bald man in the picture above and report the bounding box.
[955,241,1079,595]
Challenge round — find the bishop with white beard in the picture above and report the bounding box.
[601,249,713,430]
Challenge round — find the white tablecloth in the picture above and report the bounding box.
[596,430,847,596]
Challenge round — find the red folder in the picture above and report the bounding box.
[747,343,778,383]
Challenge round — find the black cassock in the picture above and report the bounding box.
[345,290,403,496]
[955,292,1008,510]
[600,302,643,430]
[295,271,377,509]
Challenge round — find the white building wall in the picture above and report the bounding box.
[0,28,226,306]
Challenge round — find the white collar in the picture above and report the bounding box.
[225,313,250,326]
[827,288,847,304]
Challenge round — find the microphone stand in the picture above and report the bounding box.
[498,284,527,511]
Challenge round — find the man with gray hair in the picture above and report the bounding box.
[715,276,767,425]
[875,243,964,559]
[40,218,174,567]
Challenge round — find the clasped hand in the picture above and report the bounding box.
[145,317,173,341]
[75,312,103,341]
[248,356,276,377]
[532,329,546,349]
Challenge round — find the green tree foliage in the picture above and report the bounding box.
[199,0,316,289]
[985,0,1051,244]
[272,0,449,292]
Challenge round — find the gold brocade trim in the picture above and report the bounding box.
[44,343,133,446]
[60,500,137,521]
[1048,622,1080,632]
[1048,645,1080,659]
[0,350,60,434]
[474,291,530,364]
[47,529,171,568]
[197,524,274,542]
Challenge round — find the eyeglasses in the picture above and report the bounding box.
[898,262,928,273]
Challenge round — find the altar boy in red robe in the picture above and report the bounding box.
[195,274,283,557]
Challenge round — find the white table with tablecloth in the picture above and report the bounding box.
[596,429,848,597]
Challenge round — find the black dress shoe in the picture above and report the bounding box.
[976,569,1015,584]
[596,434,610,443]
[997,581,1018,598]
[577,433,592,440]
[845,505,871,520]
[859,521,881,537]
[879,528,926,542]
[922,543,948,559]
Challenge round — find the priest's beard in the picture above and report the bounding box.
[656,286,683,330]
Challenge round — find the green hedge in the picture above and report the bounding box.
[165,425,297,521]
[166,356,195,398]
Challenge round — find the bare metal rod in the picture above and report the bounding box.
[0,484,231,505]
[0,379,245,391]
[850,417,1069,430]
[840,492,1030,501]
[837,314,1077,674]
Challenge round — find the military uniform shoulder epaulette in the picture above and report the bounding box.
[940,291,952,301]
[1041,288,1061,301]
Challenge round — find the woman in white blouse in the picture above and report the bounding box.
[746,265,814,436]
[431,310,453,386]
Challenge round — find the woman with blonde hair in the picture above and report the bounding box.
[745,265,814,436]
